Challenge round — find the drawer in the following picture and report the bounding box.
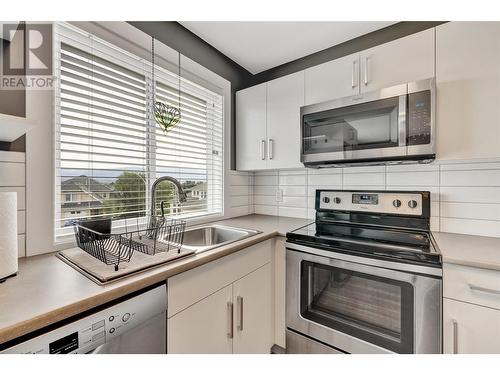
[444,263,500,310]
[168,239,272,317]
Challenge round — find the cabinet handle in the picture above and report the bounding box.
[268,139,274,160]
[236,296,244,331]
[364,56,369,86]
[469,284,500,296]
[227,301,233,339]
[260,139,266,160]
[351,60,357,88]
[452,319,458,354]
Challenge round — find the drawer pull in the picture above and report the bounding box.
[452,319,458,354]
[469,284,500,296]
[227,301,233,339]
[237,296,244,331]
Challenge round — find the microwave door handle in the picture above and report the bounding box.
[398,95,407,147]
[364,56,369,86]
[351,60,356,88]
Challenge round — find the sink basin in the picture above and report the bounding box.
[180,224,260,253]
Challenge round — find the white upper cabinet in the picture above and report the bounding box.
[305,53,359,105]
[360,28,435,93]
[436,22,500,160]
[266,71,304,169]
[236,83,267,171]
[236,73,304,171]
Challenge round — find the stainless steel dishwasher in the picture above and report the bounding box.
[0,284,167,354]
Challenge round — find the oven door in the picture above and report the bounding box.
[286,244,441,354]
[301,83,408,165]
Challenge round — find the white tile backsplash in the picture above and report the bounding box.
[386,170,440,186]
[441,169,500,186]
[440,186,500,203]
[343,172,386,186]
[308,173,342,186]
[239,159,500,238]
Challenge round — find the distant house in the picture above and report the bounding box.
[190,182,207,199]
[60,175,113,225]
[170,181,207,215]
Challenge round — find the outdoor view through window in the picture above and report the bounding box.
[55,24,223,237]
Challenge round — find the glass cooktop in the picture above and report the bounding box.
[287,221,441,266]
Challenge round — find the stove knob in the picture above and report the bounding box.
[408,200,418,209]
[322,196,330,204]
[393,199,401,208]
[334,197,341,204]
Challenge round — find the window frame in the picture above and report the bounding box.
[53,23,226,244]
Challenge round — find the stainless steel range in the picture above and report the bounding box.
[286,190,442,354]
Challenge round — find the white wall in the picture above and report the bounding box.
[250,158,500,238]
[0,151,26,256]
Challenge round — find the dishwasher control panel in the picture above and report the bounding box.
[1,284,166,354]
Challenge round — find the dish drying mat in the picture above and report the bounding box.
[57,247,195,285]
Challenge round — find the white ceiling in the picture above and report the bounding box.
[180,21,396,74]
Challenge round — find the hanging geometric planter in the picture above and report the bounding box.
[151,36,182,135]
[154,101,181,134]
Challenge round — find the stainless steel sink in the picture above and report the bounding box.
[180,224,260,253]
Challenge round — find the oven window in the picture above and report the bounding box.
[302,97,401,155]
[300,261,414,353]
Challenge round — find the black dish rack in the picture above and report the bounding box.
[74,216,186,271]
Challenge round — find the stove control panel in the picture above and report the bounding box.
[317,191,424,216]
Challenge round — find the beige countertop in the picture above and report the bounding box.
[433,231,500,271]
[0,214,309,346]
[8,212,498,346]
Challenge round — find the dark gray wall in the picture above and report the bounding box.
[249,22,446,86]
[129,21,445,170]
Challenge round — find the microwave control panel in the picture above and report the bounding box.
[407,90,431,146]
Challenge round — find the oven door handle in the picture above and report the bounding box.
[286,242,443,278]
[308,233,424,253]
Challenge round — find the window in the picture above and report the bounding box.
[55,23,224,238]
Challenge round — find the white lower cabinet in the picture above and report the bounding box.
[443,263,500,354]
[232,263,273,353]
[167,240,274,353]
[443,298,500,354]
[168,285,233,354]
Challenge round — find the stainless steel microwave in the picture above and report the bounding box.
[300,78,435,167]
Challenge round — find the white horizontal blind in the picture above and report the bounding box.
[55,23,224,238]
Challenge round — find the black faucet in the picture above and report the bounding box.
[150,176,187,218]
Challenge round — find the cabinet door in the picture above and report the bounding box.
[443,298,500,354]
[167,285,233,354]
[436,22,500,160]
[266,71,304,170]
[304,53,360,105]
[236,83,267,171]
[360,28,435,93]
[233,263,273,353]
